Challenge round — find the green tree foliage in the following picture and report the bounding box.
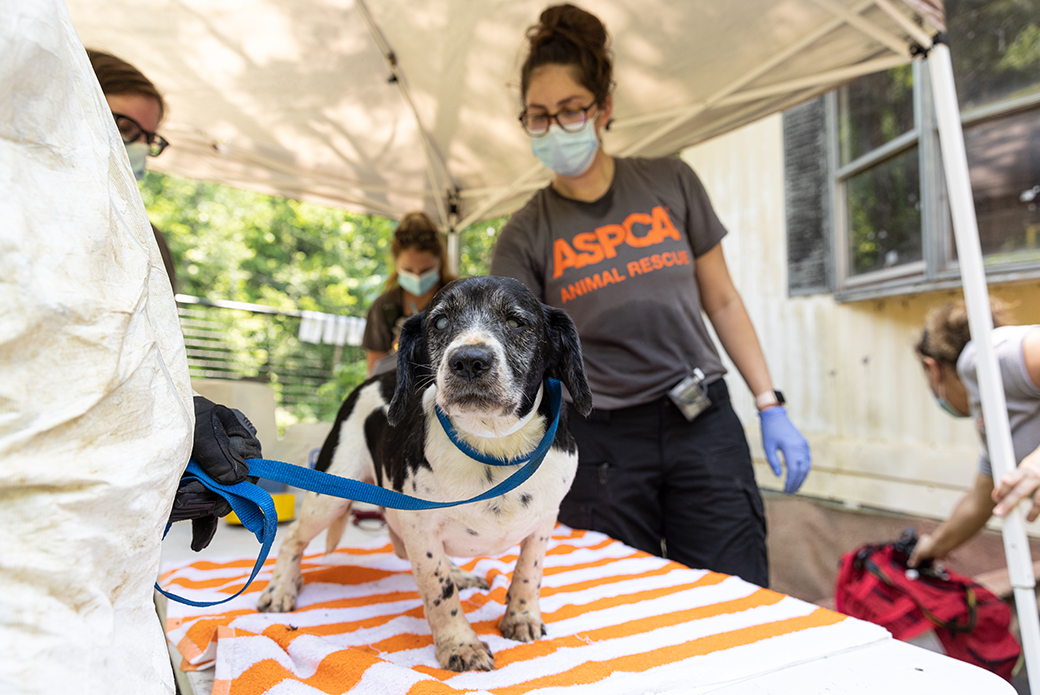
[142,171,508,424]
[947,0,1040,108]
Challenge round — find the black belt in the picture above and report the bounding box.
[572,378,730,422]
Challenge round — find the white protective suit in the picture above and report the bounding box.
[0,1,193,693]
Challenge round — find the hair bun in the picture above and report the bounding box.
[531,4,607,53]
[520,4,613,105]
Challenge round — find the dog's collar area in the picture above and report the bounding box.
[436,380,561,466]
[444,384,544,439]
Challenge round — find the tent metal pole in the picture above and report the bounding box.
[718,55,908,105]
[447,230,460,277]
[928,41,1040,692]
[806,0,911,55]
[455,162,547,232]
[355,0,453,227]
[616,0,910,158]
[871,0,934,48]
[612,0,877,135]
[446,192,460,277]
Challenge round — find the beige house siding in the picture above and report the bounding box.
[680,114,1040,536]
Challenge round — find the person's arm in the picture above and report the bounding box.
[992,327,1040,520]
[695,242,811,493]
[910,473,996,566]
[361,294,394,377]
[366,349,388,376]
[695,243,772,396]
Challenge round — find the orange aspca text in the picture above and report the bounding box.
[553,205,682,279]
[627,250,690,277]
[560,250,690,303]
[561,268,626,304]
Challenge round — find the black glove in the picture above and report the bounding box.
[168,479,232,551]
[191,396,263,485]
[168,396,263,551]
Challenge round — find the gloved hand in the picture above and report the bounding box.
[191,396,262,484]
[168,479,233,552]
[759,406,811,494]
[169,396,263,551]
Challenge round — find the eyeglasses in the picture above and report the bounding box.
[113,113,170,157]
[519,102,598,138]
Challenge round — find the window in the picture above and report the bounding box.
[784,0,1040,299]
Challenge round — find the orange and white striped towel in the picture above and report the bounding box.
[160,526,889,694]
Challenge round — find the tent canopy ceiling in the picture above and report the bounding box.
[67,0,943,228]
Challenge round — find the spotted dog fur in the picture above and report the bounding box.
[257,276,592,671]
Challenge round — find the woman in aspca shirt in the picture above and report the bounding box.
[490,3,811,587]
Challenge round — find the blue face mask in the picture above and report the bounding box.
[934,382,968,418]
[934,395,964,417]
[531,119,600,177]
[398,265,440,296]
[124,141,148,182]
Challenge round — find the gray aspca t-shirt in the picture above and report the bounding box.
[957,325,1040,477]
[490,157,727,410]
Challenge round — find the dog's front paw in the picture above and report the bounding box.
[436,636,495,672]
[256,575,303,613]
[499,609,547,643]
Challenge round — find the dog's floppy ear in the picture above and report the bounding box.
[387,313,428,426]
[542,305,593,417]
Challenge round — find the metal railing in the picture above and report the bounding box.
[175,295,368,421]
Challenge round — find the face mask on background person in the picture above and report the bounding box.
[398,264,440,296]
[124,140,148,182]
[531,119,600,178]
[934,381,968,418]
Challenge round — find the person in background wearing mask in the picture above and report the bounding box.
[909,300,1040,567]
[87,49,177,291]
[489,4,811,587]
[87,48,259,552]
[362,211,458,376]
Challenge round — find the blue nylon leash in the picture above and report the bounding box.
[157,379,562,607]
[154,460,279,607]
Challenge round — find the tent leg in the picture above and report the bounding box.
[447,228,460,278]
[928,41,1040,692]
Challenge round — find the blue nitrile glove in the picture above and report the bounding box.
[759,406,811,494]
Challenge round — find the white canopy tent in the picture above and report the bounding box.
[65,0,1038,688]
[68,0,945,229]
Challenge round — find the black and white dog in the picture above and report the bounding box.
[257,276,592,672]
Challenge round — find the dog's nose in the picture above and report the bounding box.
[449,346,493,382]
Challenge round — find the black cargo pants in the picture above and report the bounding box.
[558,379,769,587]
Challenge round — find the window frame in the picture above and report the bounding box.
[823,60,1040,303]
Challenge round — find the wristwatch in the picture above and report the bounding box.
[755,389,785,411]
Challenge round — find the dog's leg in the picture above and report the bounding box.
[499,516,555,642]
[448,560,490,591]
[388,524,408,560]
[256,492,353,613]
[324,510,350,555]
[396,519,495,671]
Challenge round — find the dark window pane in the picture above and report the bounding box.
[947,0,1040,110]
[847,147,922,276]
[838,65,915,165]
[963,109,1040,261]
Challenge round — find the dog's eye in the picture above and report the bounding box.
[506,318,522,329]
[434,316,449,330]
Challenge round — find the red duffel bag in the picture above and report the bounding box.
[835,530,1021,681]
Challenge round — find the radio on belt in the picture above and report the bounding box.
[668,367,712,421]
